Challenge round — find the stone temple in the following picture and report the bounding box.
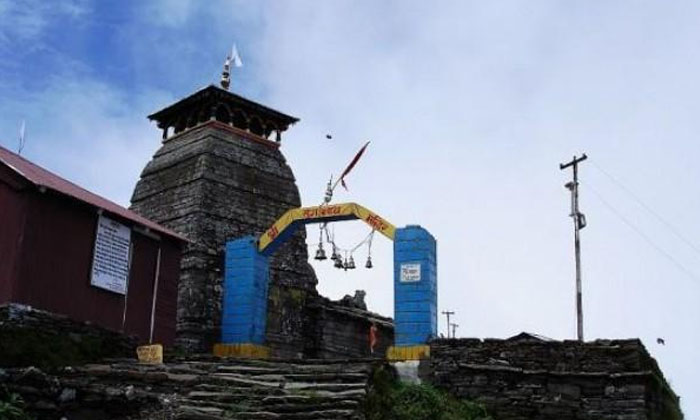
[130,84,393,356]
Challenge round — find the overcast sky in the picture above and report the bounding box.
[1,0,698,415]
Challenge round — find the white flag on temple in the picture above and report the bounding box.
[18,119,26,154]
[231,44,243,68]
[19,119,25,141]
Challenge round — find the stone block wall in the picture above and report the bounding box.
[0,303,135,368]
[131,122,316,353]
[424,337,682,420]
[305,296,394,359]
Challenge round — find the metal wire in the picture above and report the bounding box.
[314,223,375,256]
[582,181,700,285]
[590,159,700,260]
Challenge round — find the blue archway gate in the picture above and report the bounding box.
[213,202,437,360]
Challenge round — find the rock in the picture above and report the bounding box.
[125,385,135,400]
[337,290,368,310]
[33,400,57,410]
[58,388,76,403]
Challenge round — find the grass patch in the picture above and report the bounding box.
[364,366,492,420]
[0,327,129,370]
[0,388,34,420]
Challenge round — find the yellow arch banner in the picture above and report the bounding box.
[258,202,396,253]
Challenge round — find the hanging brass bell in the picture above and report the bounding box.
[334,257,344,269]
[347,255,356,270]
[314,244,327,260]
[365,256,373,269]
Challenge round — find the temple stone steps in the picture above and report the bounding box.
[2,356,379,419]
[165,358,371,420]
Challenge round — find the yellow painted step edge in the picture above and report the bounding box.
[213,343,270,359]
[386,345,431,361]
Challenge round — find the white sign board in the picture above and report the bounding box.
[91,215,131,295]
[400,263,421,283]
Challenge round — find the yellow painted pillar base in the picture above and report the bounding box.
[386,345,431,361]
[136,344,163,364]
[213,343,270,359]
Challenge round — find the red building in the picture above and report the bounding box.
[0,146,187,345]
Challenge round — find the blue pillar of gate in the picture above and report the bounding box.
[214,236,270,358]
[388,225,437,360]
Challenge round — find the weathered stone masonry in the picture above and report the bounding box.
[131,121,316,354]
[131,85,393,356]
[424,337,682,420]
[0,303,135,368]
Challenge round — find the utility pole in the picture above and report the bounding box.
[560,153,588,342]
[441,311,454,338]
[450,323,459,339]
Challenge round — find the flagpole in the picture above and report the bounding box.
[18,120,26,155]
[322,141,370,205]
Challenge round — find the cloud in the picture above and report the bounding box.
[141,0,195,27]
[55,0,89,19]
[137,0,262,29]
[0,74,172,207]
[0,0,89,44]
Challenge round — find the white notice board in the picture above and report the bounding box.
[91,215,131,294]
[400,263,421,283]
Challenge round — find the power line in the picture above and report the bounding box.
[589,159,700,259]
[582,182,700,285]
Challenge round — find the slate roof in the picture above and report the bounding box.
[148,84,299,129]
[0,145,188,242]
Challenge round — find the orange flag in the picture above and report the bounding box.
[339,141,370,190]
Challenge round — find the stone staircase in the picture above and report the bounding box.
[166,358,374,419]
[2,357,380,419]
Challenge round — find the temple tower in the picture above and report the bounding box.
[131,85,317,354]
